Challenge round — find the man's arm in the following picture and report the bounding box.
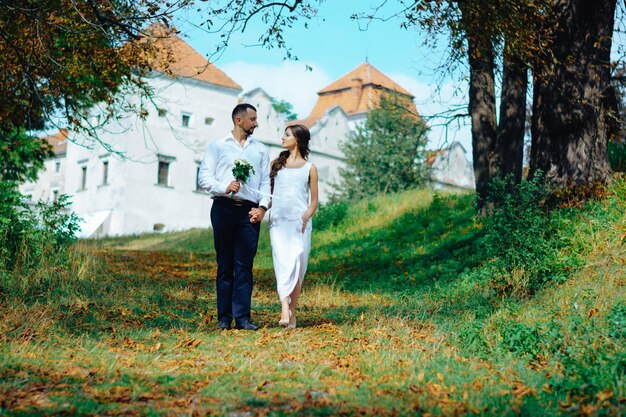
[198,143,231,193]
[249,147,271,224]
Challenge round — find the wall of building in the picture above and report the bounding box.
[307,108,358,201]
[241,92,357,203]
[65,74,241,236]
[20,154,67,203]
[430,143,475,190]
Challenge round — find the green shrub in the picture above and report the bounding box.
[0,182,26,271]
[0,184,81,274]
[608,141,626,172]
[315,201,349,231]
[481,173,567,296]
[499,320,542,357]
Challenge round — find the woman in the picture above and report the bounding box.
[269,124,318,329]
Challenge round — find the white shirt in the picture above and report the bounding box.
[198,134,271,207]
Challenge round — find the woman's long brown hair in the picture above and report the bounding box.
[270,124,311,191]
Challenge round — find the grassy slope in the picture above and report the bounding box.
[0,187,624,416]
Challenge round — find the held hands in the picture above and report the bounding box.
[249,207,266,224]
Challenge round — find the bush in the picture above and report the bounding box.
[499,320,542,357]
[481,173,567,296]
[0,183,26,271]
[608,141,626,172]
[0,184,81,274]
[315,201,349,231]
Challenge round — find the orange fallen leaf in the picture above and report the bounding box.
[597,390,614,403]
[471,377,484,391]
[176,338,203,349]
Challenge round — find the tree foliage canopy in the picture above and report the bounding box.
[0,0,184,135]
[0,129,53,184]
[338,94,429,200]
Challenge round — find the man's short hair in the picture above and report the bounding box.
[232,103,257,122]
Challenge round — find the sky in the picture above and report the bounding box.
[173,1,472,152]
[173,2,626,155]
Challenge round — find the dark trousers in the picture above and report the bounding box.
[211,198,260,325]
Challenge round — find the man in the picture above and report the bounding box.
[198,103,271,331]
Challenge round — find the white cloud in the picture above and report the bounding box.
[221,61,333,120]
[389,72,472,154]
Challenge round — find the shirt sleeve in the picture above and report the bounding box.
[198,143,230,194]
[258,147,271,207]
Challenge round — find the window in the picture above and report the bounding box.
[55,161,61,172]
[204,117,214,126]
[80,166,87,190]
[181,113,191,128]
[156,155,175,187]
[102,161,109,185]
[158,161,170,186]
[158,108,167,117]
[52,189,59,203]
[196,165,201,191]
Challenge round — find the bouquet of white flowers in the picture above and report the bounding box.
[231,159,255,197]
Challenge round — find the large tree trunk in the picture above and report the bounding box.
[530,0,615,188]
[494,46,528,184]
[461,4,497,210]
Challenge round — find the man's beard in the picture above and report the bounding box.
[244,126,255,136]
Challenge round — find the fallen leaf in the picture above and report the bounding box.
[176,338,203,349]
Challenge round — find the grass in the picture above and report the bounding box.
[0,185,624,416]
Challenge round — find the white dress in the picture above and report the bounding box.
[269,162,312,301]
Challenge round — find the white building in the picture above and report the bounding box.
[23,27,248,237]
[427,142,475,190]
[242,87,353,200]
[20,129,68,204]
[287,62,432,200]
[21,33,473,237]
[287,62,474,198]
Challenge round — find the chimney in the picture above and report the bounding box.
[350,77,363,113]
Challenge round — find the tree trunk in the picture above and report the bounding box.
[460,3,498,210]
[494,45,528,185]
[530,0,615,188]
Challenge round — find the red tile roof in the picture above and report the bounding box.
[318,62,413,97]
[297,62,419,126]
[42,129,68,156]
[141,24,241,90]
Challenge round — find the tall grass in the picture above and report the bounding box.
[0,192,82,303]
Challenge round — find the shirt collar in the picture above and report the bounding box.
[223,134,255,145]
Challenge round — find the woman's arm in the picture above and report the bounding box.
[301,164,319,232]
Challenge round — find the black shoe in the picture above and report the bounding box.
[217,321,232,330]
[235,320,258,331]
